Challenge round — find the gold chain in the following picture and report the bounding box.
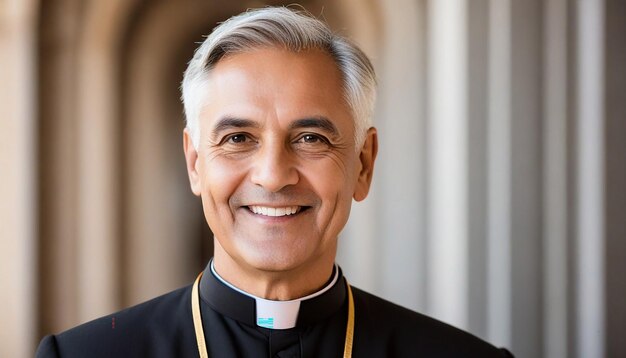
[191,272,355,358]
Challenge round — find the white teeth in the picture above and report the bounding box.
[249,206,300,217]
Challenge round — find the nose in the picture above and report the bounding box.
[250,141,299,192]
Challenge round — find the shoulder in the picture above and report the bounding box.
[36,285,196,358]
[350,286,514,357]
[36,335,60,358]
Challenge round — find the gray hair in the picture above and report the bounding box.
[181,7,377,150]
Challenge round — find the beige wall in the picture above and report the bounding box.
[0,1,38,357]
[1,1,624,357]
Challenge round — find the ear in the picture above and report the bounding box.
[183,128,202,196]
[353,127,378,201]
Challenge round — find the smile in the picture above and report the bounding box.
[248,205,302,217]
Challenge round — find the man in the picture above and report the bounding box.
[37,7,513,357]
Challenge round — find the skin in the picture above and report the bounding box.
[183,47,377,300]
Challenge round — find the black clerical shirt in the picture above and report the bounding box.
[198,263,348,357]
[36,262,514,357]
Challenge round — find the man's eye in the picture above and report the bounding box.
[227,134,249,143]
[297,134,325,144]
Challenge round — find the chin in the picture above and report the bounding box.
[239,248,323,277]
[237,250,305,273]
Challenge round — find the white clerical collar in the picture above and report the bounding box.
[210,261,339,329]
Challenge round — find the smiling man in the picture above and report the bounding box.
[37,7,513,357]
[185,46,371,302]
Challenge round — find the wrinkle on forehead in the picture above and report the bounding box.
[199,47,354,146]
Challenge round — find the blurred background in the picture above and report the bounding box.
[1,0,624,357]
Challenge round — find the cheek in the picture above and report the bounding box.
[302,157,358,209]
[200,157,248,209]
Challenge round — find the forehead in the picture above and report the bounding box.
[211,47,342,88]
[201,48,352,127]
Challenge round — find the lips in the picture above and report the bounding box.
[247,205,303,217]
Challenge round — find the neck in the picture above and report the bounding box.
[212,241,336,301]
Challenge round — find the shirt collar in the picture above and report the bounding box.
[198,259,346,329]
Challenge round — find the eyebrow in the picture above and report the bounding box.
[211,116,260,137]
[210,115,340,138]
[288,117,339,137]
